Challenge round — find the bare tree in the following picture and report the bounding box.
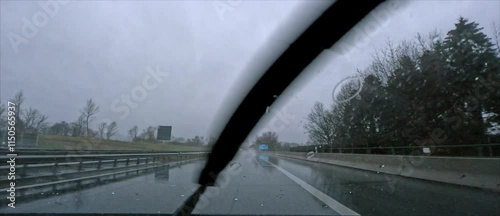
[303,102,335,152]
[146,126,156,141]
[22,107,48,134]
[12,91,24,113]
[0,101,5,118]
[139,126,156,141]
[88,128,98,138]
[105,121,118,140]
[80,99,100,137]
[71,115,86,137]
[98,122,107,139]
[187,136,204,146]
[49,121,70,136]
[11,91,25,133]
[0,101,5,130]
[128,125,139,141]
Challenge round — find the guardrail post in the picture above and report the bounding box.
[126,158,130,167]
[478,147,483,157]
[78,161,83,171]
[391,148,396,155]
[21,164,28,177]
[114,159,117,167]
[136,158,140,165]
[53,162,58,175]
[97,160,102,170]
[488,146,493,157]
[146,157,149,164]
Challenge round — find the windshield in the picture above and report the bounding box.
[1,0,499,215]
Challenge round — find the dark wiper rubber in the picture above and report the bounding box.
[174,0,386,215]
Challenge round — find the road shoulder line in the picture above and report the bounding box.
[269,161,360,216]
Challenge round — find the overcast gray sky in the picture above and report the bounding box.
[1,0,499,144]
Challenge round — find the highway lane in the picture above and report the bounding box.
[274,154,500,216]
[1,150,498,215]
[0,151,339,215]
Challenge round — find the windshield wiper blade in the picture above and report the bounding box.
[173,0,386,215]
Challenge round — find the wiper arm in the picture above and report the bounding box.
[173,0,385,215]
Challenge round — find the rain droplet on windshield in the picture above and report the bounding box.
[229,162,240,168]
[234,198,238,201]
[229,162,242,173]
[276,194,284,199]
[111,192,115,195]
[380,164,385,168]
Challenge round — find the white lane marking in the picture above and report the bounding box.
[269,161,360,216]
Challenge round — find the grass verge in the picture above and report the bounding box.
[37,135,210,152]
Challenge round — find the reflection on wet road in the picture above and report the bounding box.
[1,160,203,214]
[1,150,499,215]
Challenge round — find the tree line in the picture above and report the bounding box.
[0,92,216,145]
[0,92,119,140]
[303,17,500,154]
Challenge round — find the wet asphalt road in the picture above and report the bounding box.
[276,155,500,216]
[1,150,499,215]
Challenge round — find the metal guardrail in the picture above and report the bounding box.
[0,151,209,199]
[289,143,500,157]
[0,147,209,155]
